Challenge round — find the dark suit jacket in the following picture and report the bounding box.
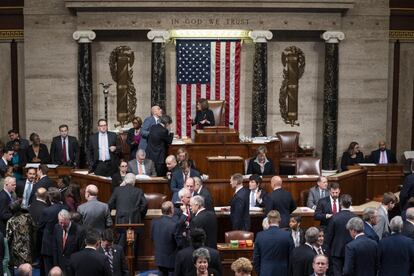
[400,174,414,211]
[39,203,68,256]
[170,168,200,194]
[253,226,294,276]
[193,109,215,128]
[314,196,340,228]
[52,222,83,272]
[17,177,53,206]
[50,135,79,166]
[286,228,305,247]
[265,188,297,228]
[29,199,49,225]
[174,246,223,276]
[88,131,119,167]
[151,215,178,269]
[246,158,276,176]
[402,220,414,239]
[190,209,218,249]
[68,248,111,276]
[326,210,356,257]
[378,233,414,276]
[230,186,250,231]
[98,244,128,276]
[126,127,141,158]
[111,172,124,191]
[195,186,214,211]
[108,185,147,224]
[139,115,158,150]
[0,158,8,177]
[340,151,365,171]
[364,222,380,242]
[26,144,50,164]
[369,149,397,164]
[6,138,29,151]
[146,124,173,165]
[0,190,13,235]
[343,234,378,276]
[288,243,316,276]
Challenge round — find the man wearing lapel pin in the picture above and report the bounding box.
[98,228,128,276]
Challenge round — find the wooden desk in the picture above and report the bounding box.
[24,165,73,181]
[348,164,404,200]
[194,128,239,143]
[217,243,254,276]
[207,156,244,179]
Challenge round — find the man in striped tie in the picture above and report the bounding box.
[99,229,129,276]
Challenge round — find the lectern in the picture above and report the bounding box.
[115,223,144,276]
[194,126,239,143]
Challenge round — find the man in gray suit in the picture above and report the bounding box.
[307,176,329,210]
[139,104,162,150]
[373,192,397,239]
[127,149,157,177]
[77,184,112,233]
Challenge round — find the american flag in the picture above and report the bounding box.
[176,39,241,138]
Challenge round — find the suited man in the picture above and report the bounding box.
[139,104,162,151]
[146,114,174,176]
[311,255,329,276]
[314,182,341,228]
[253,210,294,276]
[6,129,29,151]
[248,174,268,209]
[402,207,414,239]
[174,187,193,249]
[77,185,112,233]
[165,155,179,182]
[127,149,157,176]
[68,228,111,276]
[0,148,13,178]
[36,164,55,191]
[265,176,296,228]
[307,176,329,210]
[325,194,356,276]
[229,173,250,231]
[171,160,200,194]
[246,146,276,176]
[174,228,223,276]
[289,227,319,276]
[151,201,178,276]
[379,216,414,276]
[190,195,217,249]
[99,229,128,276]
[374,192,397,239]
[16,167,37,208]
[193,176,214,211]
[369,140,397,164]
[88,118,120,177]
[29,187,49,262]
[0,176,16,235]
[362,207,380,242]
[50,124,79,167]
[52,209,83,274]
[287,215,305,247]
[400,173,414,211]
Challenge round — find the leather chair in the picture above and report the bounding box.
[295,157,321,175]
[208,100,225,126]
[276,131,300,171]
[224,230,254,243]
[300,189,310,206]
[144,193,167,209]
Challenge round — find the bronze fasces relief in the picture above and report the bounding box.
[279,46,305,126]
[109,46,137,128]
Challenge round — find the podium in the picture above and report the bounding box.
[194,127,239,143]
[207,156,244,179]
[115,223,144,276]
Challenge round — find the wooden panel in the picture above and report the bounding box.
[207,157,244,179]
[194,129,239,143]
[218,244,255,276]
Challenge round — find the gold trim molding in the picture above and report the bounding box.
[390,30,414,40]
[0,29,24,41]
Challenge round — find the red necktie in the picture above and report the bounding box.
[332,200,337,214]
[63,230,68,248]
[62,139,67,163]
[186,206,191,222]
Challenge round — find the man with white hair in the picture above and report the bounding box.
[0,176,16,235]
[378,216,414,276]
[127,149,156,176]
[77,184,112,233]
[194,176,214,211]
[362,207,379,242]
[139,104,162,150]
[175,187,192,249]
[189,195,217,249]
[402,207,414,239]
[289,227,320,276]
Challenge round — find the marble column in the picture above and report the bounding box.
[73,30,96,168]
[147,30,170,112]
[249,31,273,137]
[321,31,345,170]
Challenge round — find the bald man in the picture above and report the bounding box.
[77,184,112,232]
[265,176,297,228]
[369,141,397,164]
[49,266,63,276]
[139,104,162,150]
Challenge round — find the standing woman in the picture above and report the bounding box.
[190,98,215,129]
[26,133,50,164]
[126,117,143,160]
[340,141,365,171]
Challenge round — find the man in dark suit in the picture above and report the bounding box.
[307,176,329,210]
[36,164,55,190]
[0,148,13,178]
[289,227,319,276]
[369,140,397,164]
[343,217,378,276]
[362,207,380,242]
[265,175,296,228]
[400,173,414,211]
[174,228,223,276]
[229,173,250,231]
[190,195,217,249]
[171,160,200,195]
[311,254,329,276]
[52,209,83,275]
[39,187,68,274]
[127,149,157,176]
[165,155,179,183]
[146,114,174,176]
[325,194,356,276]
[99,229,128,276]
[139,104,162,151]
[248,174,268,209]
[0,176,16,235]
[29,187,49,262]
[402,207,414,239]
[50,124,79,167]
[151,201,178,276]
[193,176,214,211]
[378,216,414,276]
[6,129,29,151]
[16,167,37,208]
[314,182,341,228]
[88,118,120,176]
[68,228,111,276]
[253,210,294,276]
[174,187,193,249]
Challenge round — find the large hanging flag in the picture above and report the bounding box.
[176,39,241,137]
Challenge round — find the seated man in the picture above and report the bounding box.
[128,149,157,176]
[246,146,276,176]
[369,140,397,164]
[307,176,329,210]
[170,160,200,194]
